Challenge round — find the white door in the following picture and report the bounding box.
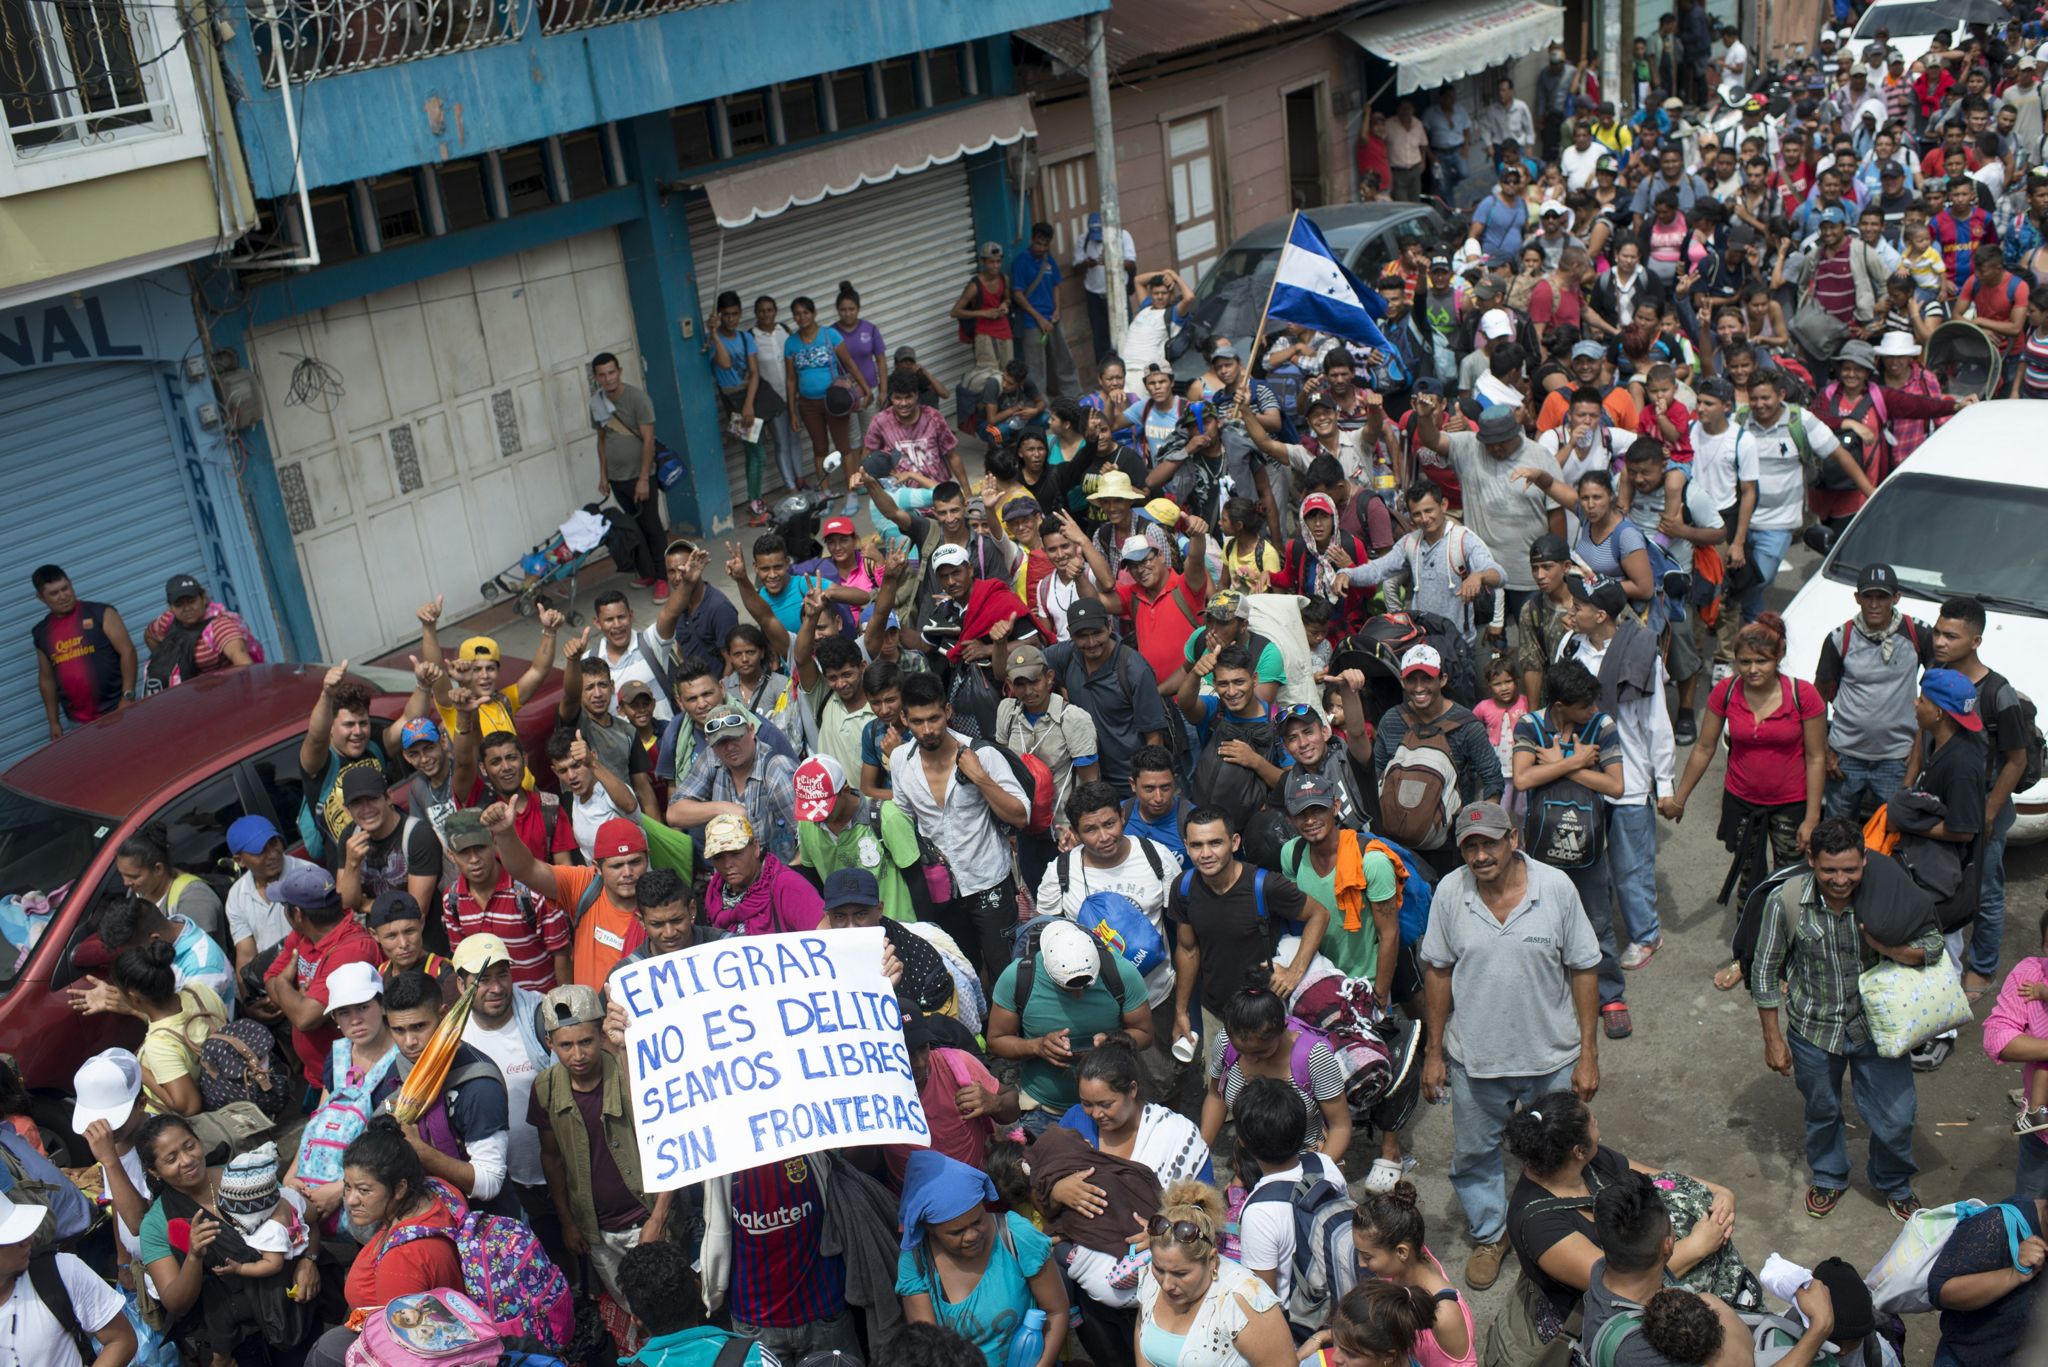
[250,230,642,661]
[1166,112,1225,285]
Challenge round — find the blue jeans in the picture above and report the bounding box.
[1566,860,1626,1005]
[1824,755,1909,822]
[1787,1029,1918,1199]
[1433,150,1468,198]
[1968,799,2017,978]
[1447,1058,1579,1243]
[2018,1131,2048,1199]
[1606,798,1661,946]
[1740,527,1795,621]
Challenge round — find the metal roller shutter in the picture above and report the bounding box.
[0,364,208,765]
[687,162,976,504]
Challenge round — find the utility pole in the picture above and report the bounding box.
[1086,10,1127,357]
[1603,0,1622,119]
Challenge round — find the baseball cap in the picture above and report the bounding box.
[1456,801,1513,844]
[1144,497,1182,529]
[1818,205,1848,225]
[366,890,424,929]
[1858,563,1902,596]
[979,240,1004,259]
[399,716,443,749]
[1661,95,1684,109]
[323,961,383,1014]
[1300,493,1338,520]
[593,816,648,858]
[617,678,655,705]
[1471,276,1506,300]
[1282,769,1337,815]
[1208,340,1239,360]
[457,636,500,662]
[1001,495,1042,523]
[1119,535,1155,564]
[267,865,339,912]
[451,933,511,975]
[822,867,881,910]
[443,809,493,851]
[72,1049,142,1133]
[793,755,847,822]
[1569,574,1630,618]
[1726,224,1759,249]
[1476,406,1522,444]
[1528,533,1572,566]
[1595,153,1620,173]
[1539,201,1570,218]
[703,813,754,857]
[1400,645,1442,678]
[340,766,387,805]
[226,814,281,857]
[1412,376,1445,397]
[930,543,970,570]
[1694,376,1735,403]
[538,984,604,1035]
[1038,920,1103,989]
[164,573,204,604]
[2021,55,2040,71]
[1067,598,1111,634]
[1479,309,1515,341]
[0,1195,45,1248]
[902,1012,936,1050]
[703,702,752,739]
[1744,94,1766,110]
[821,516,857,538]
[1005,644,1049,680]
[1428,254,1452,270]
[1880,158,1905,177]
[1570,340,1605,361]
[894,345,918,362]
[1922,669,1983,731]
[1204,589,1248,622]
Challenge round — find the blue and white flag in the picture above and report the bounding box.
[1265,215,1392,352]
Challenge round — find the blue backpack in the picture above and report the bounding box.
[1075,891,1167,976]
[1282,834,1433,946]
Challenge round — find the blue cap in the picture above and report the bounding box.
[266,865,340,912]
[822,867,881,910]
[1571,341,1606,361]
[399,716,442,748]
[1819,205,1848,225]
[226,815,280,856]
[1921,668,1984,731]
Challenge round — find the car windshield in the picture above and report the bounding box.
[0,785,113,989]
[1184,248,1281,343]
[1825,474,2048,616]
[1854,2,1948,37]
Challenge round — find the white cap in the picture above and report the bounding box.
[323,960,383,1014]
[72,1048,141,1133]
[1480,309,1515,341]
[1874,331,1921,357]
[1119,534,1155,564]
[929,543,970,570]
[1039,920,1103,988]
[0,1195,43,1248]
[1399,644,1444,678]
[1539,200,1570,217]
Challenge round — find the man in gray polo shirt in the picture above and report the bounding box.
[1814,563,1932,823]
[1418,801,1601,1292]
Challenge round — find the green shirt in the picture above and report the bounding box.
[1281,834,1397,983]
[796,799,919,923]
[992,954,1147,1111]
[1184,625,1285,689]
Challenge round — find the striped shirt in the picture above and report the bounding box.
[1208,1031,1348,1142]
[729,1159,846,1328]
[145,604,254,675]
[2020,327,2048,399]
[446,871,570,992]
[1749,873,1944,1055]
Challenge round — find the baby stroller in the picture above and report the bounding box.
[479,503,615,622]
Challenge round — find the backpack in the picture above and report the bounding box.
[1008,914,1125,1017]
[1867,1198,2032,1315]
[380,1181,576,1352]
[1345,611,1481,709]
[1244,1169,1358,1334]
[1192,706,1284,832]
[1073,891,1167,977]
[0,1141,62,1251]
[979,739,1056,836]
[1284,832,1433,945]
[1736,403,1832,488]
[1986,674,2048,792]
[1376,706,1472,849]
[1398,526,1496,632]
[24,1254,89,1361]
[295,1038,403,1184]
[1586,1308,1849,1367]
[1831,616,1923,680]
[1220,1015,1338,1093]
[346,1288,505,1367]
[1519,713,1611,871]
[197,1017,294,1121]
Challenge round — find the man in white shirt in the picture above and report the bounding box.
[1236,1071,1351,1312]
[1477,77,1536,160]
[224,814,312,969]
[1720,26,1749,90]
[587,588,679,723]
[1736,368,1845,620]
[1559,120,1605,190]
[1034,781,1183,1013]
[1074,212,1139,366]
[748,298,802,492]
[452,935,561,1269]
[0,1190,131,1363]
[1121,270,1191,377]
[548,733,638,864]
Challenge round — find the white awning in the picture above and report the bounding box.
[1342,0,1562,95]
[690,95,1036,229]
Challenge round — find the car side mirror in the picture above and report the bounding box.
[1802,524,1835,557]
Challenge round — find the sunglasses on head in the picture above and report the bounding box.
[1277,703,1317,721]
[1148,1215,1214,1246]
[704,713,750,738]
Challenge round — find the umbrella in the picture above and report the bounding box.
[386,981,479,1125]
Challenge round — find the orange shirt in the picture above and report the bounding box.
[1537,385,1638,434]
[551,865,645,987]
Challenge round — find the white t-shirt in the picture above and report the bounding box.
[1122,304,1176,375]
[464,1012,544,1185]
[1687,422,1758,513]
[1560,142,1604,190]
[1034,837,1184,1007]
[1239,1152,1347,1302]
[1037,572,1091,642]
[0,1252,125,1367]
[1723,40,1749,81]
[1744,407,1840,530]
[592,624,677,724]
[569,786,632,864]
[748,325,789,399]
[225,857,314,955]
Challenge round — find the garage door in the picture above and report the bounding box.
[249,230,643,662]
[0,364,208,766]
[688,163,976,503]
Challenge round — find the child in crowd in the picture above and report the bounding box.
[1219,496,1283,588]
[1474,660,1532,819]
[1638,364,1694,463]
[1901,220,1946,300]
[1302,598,1336,676]
[859,660,905,800]
[1987,909,2048,1135]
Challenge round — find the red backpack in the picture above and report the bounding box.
[980,740,1056,836]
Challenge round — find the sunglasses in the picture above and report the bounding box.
[704,713,750,738]
[1277,703,1317,721]
[1148,1215,1214,1246]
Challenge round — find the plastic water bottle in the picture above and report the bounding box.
[1005,1308,1048,1367]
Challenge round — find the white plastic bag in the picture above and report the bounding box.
[1864,1199,1987,1314]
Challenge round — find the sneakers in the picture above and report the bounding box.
[747,499,770,527]
[651,579,670,602]
[2015,1106,2048,1137]
[1806,1185,1846,1219]
[1601,1002,1634,1039]
[1465,1236,1512,1290]
[1620,940,1660,971]
[1674,710,1697,745]
[1887,1194,1924,1222]
[1381,1017,1424,1095]
[1662,569,1692,600]
[1910,1035,1955,1072]
[841,492,861,516]
[633,575,660,588]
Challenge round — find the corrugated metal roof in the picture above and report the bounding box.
[1020,0,1369,72]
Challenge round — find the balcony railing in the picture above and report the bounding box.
[252,0,732,82]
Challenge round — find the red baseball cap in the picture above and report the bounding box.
[822,516,857,538]
[593,818,647,858]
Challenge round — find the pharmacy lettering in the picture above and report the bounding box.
[611,928,930,1190]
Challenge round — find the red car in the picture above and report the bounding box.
[0,662,560,1120]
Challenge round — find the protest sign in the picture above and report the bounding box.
[610,927,929,1190]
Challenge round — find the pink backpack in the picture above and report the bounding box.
[345,1289,502,1367]
[376,1181,575,1352]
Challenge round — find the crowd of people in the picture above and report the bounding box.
[15,5,2048,1367]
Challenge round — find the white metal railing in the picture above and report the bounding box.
[0,0,178,161]
[533,0,728,39]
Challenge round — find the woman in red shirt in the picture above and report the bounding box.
[304,1116,465,1366]
[1660,614,1826,985]
[1809,340,1967,532]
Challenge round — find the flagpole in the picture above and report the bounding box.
[1245,210,1298,382]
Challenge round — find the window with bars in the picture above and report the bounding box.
[0,0,199,189]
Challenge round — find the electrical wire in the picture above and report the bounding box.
[280,350,345,411]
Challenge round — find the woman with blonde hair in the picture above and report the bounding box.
[1133,1181,1293,1367]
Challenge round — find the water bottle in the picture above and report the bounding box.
[1005,1308,1048,1367]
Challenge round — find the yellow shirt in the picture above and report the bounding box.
[139,983,226,1111]
[1223,536,1282,584]
[439,684,533,789]
[1903,246,1944,290]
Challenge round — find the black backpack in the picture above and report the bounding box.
[1192,707,1284,832]
[1520,712,1610,871]
[26,1253,90,1361]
